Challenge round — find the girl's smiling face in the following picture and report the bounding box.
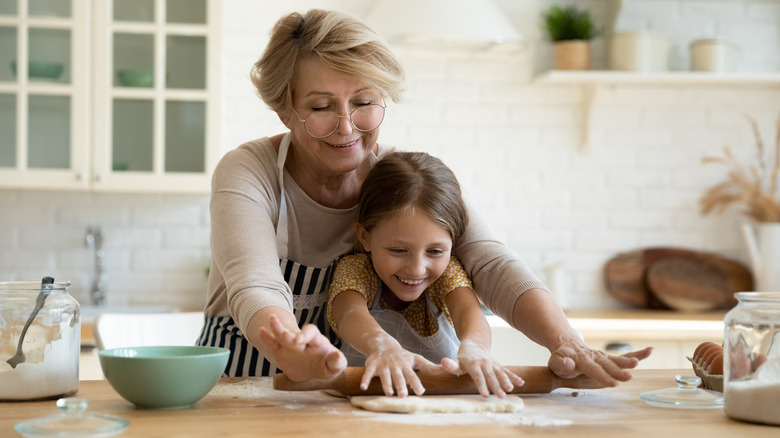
[356,206,453,305]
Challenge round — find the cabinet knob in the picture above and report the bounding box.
[94,174,102,183]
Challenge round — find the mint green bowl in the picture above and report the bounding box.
[117,69,154,87]
[99,346,228,409]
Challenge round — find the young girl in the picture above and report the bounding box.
[327,152,524,398]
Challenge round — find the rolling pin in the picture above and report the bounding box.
[273,366,604,396]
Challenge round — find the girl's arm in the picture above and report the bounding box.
[446,287,524,398]
[330,290,439,397]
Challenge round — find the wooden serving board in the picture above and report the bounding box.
[604,247,753,310]
[273,366,604,396]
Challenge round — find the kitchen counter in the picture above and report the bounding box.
[2,370,776,437]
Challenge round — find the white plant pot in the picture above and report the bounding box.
[690,39,738,72]
[608,31,669,72]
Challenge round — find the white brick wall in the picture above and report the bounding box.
[1,0,778,311]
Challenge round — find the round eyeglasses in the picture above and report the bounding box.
[292,102,386,139]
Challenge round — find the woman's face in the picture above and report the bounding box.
[284,56,382,178]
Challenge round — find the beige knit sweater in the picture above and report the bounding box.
[204,136,547,336]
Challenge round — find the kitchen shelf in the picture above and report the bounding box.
[534,70,780,152]
[535,70,780,85]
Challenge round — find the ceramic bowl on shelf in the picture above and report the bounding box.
[117,69,154,87]
[98,345,228,409]
[10,61,65,79]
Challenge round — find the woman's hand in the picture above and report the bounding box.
[362,342,440,397]
[547,334,653,387]
[441,339,524,398]
[258,314,347,382]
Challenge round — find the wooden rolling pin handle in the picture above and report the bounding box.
[273,366,604,396]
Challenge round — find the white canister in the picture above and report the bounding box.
[0,280,80,401]
[690,39,737,72]
[609,31,670,72]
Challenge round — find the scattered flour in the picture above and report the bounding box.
[207,379,573,427]
[350,409,572,427]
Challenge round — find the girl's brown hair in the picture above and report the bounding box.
[356,152,468,253]
[251,9,404,117]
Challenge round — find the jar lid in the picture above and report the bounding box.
[14,397,128,438]
[639,375,723,409]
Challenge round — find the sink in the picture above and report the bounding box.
[79,305,180,323]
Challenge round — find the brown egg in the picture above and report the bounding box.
[694,342,720,364]
[699,345,723,368]
[707,351,724,375]
[694,341,718,359]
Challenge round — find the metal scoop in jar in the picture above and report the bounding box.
[6,276,55,369]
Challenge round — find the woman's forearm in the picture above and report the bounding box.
[511,288,581,352]
[246,306,300,358]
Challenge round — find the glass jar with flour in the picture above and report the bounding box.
[0,279,80,401]
[724,292,780,425]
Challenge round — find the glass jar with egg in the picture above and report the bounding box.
[724,292,780,425]
[0,279,80,401]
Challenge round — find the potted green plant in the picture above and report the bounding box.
[541,5,601,70]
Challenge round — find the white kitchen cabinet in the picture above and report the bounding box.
[0,0,220,193]
[488,310,725,369]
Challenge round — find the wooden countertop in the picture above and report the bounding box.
[2,370,776,437]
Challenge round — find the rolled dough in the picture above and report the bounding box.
[350,395,524,414]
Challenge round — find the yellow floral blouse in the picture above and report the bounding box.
[326,254,473,337]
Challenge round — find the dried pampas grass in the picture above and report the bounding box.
[699,113,780,223]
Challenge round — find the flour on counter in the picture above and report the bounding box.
[351,409,572,427]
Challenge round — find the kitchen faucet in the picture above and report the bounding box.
[85,226,107,306]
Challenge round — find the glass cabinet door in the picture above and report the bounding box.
[92,0,218,192]
[0,0,89,189]
[0,0,218,193]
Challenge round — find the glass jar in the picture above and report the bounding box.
[0,280,80,401]
[723,292,780,425]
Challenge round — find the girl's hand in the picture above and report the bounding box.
[547,334,653,387]
[441,339,524,398]
[362,344,440,397]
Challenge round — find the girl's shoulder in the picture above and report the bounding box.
[336,253,373,272]
[429,256,472,297]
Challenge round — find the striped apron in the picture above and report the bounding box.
[198,133,341,376]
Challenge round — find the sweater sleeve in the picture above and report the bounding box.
[205,139,294,335]
[454,198,549,330]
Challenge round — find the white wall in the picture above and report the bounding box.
[1,0,779,311]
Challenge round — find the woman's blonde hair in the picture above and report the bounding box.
[356,152,468,253]
[251,9,404,116]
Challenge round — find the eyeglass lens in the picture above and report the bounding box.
[304,104,385,138]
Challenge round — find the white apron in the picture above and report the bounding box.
[198,133,341,376]
[341,281,461,366]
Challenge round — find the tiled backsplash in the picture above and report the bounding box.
[2,0,779,310]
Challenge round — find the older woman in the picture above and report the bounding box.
[198,9,651,388]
